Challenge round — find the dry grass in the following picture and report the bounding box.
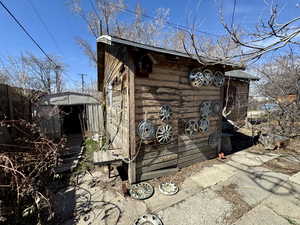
[261,154,300,175]
[216,183,252,224]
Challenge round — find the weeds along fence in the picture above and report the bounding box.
[0,84,64,224]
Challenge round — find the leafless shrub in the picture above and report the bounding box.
[0,118,65,224]
[254,52,300,137]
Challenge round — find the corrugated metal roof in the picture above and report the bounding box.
[97,35,244,69]
[38,92,99,105]
[225,70,259,81]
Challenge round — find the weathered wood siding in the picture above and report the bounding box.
[134,63,179,181]
[224,79,249,124]
[85,104,104,135]
[177,65,221,168]
[134,54,222,181]
[104,46,130,155]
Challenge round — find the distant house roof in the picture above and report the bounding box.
[97,35,244,70]
[225,70,259,81]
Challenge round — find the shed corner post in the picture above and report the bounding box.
[218,82,225,154]
[128,56,137,185]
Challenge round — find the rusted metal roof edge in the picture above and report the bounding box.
[97,35,244,70]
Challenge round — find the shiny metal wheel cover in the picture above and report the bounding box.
[159,105,172,122]
[200,101,212,117]
[134,214,163,225]
[214,71,225,88]
[159,182,179,195]
[202,69,214,86]
[185,120,199,136]
[156,124,173,144]
[199,118,209,133]
[137,120,156,141]
[129,182,154,200]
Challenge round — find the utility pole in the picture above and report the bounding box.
[55,65,62,93]
[78,73,87,93]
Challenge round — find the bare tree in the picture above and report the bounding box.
[0,53,65,93]
[0,70,9,84]
[69,0,169,65]
[113,4,170,45]
[0,55,32,89]
[221,1,300,63]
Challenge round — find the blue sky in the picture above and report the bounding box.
[0,0,299,88]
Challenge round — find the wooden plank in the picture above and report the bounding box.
[135,92,180,100]
[136,167,178,182]
[137,153,178,167]
[149,72,180,82]
[178,137,208,147]
[178,145,216,158]
[93,150,123,165]
[128,55,136,184]
[156,87,179,94]
[152,67,188,75]
[178,142,209,153]
[135,113,180,121]
[181,95,220,102]
[135,106,180,114]
[178,151,216,165]
[135,78,179,88]
[137,144,178,159]
[180,89,220,96]
[178,132,216,141]
[181,98,221,107]
[135,86,179,95]
[135,99,180,107]
[136,159,178,173]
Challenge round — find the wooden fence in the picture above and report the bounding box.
[0,84,33,144]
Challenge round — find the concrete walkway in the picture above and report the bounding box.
[60,148,300,225]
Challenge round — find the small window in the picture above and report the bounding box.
[136,55,153,77]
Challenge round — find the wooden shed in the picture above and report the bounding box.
[224,70,259,125]
[35,92,103,139]
[97,35,242,183]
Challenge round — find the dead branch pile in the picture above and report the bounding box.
[0,119,65,225]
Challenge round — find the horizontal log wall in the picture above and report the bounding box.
[135,55,222,181]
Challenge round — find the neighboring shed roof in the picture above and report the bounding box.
[97,35,244,70]
[225,70,260,81]
[38,92,99,106]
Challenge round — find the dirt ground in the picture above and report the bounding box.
[215,183,252,224]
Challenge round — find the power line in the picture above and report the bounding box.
[26,0,63,55]
[231,0,237,28]
[0,0,56,65]
[0,0,84,90]
[88,0,103,35]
